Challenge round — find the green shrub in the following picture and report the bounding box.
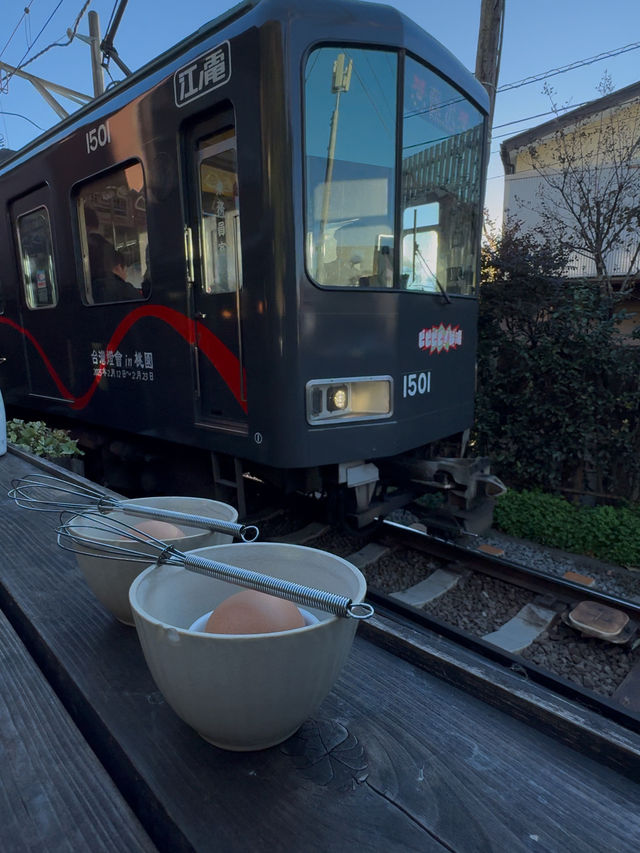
[7,419,84,459]
[494,489,640,567]
[474,222,640,502]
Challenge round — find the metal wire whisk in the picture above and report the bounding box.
[57,512,373,620]
[9,473,259,542]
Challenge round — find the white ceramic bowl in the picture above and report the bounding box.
[129,542,367,751]
[69,496,238,625]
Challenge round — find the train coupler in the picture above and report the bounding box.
[380,455,507,535]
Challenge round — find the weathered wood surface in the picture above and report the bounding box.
[0,608,157,852]
[1,450,640,853]
[361,609,640,776]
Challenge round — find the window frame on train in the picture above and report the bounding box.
[74,160,151,306]
[15,204,59,310]
[196,126,243,296]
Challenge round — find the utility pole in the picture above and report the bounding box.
[318,53,352,275]
[88,12,105,96]
[69,11,105,96]
[475,0,505,131]
[0,7,108,130]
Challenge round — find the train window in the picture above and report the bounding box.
[76,162,150,304]
[197,128,241,294]
[401,56,484,295]
[305,47,397,287]
[16,206,58,309]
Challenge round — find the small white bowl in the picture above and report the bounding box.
[70,496,238,625]
[129,542,367,751]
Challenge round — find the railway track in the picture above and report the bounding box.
[6,452,640,775]
[8,453,639,738]
[261,509,640,745]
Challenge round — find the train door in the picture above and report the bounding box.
[10,188,69,401]
[186,117,248,433]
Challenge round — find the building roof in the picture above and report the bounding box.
[500,78,640,173]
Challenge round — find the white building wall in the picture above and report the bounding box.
[503,170,640,279]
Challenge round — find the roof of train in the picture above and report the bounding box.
[0,0,488,177]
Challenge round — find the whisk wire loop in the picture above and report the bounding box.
[10,473,257,541]
[10,475,109,511]
[56,512,373,620]
[57,512,173,562]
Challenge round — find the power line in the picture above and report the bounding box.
[1,1,91,90]
[0,0,37,60]
[404,37,640,133]
[498,42,640,93]
[492,102,589,132]
[12,0,66,71]
[0,108,45,129]
[485,42,640,159]
[103,0,121,41]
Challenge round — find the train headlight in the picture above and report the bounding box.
[306,376,392,424]
[327,385,349,411]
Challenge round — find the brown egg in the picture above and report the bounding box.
[135,519,185,540]
[205,589,305,635]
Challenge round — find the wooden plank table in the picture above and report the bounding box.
[1,449,639,852]
[0,600,157,852]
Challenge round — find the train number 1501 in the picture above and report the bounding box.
[86,121,111,153]
[402,371,431,397]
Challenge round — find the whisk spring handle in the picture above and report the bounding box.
[174,552,373,620]
[101,502,259,542]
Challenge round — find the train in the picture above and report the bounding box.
[0,0,504,529]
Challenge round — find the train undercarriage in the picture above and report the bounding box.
[7,406,505,536]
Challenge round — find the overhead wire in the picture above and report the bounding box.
[0,0,37,60]
[492,103,590,133]
[25,5,32,48]
[0,108,44,129]
[11,0,66,71]
[488,83,640,175]
[103,0,120,41]
[484,41,640,185]
[345,50,393,137]
[0,3,638,158]
[1,0,91,88]
[403,40,640,129]
[497,42,640,93]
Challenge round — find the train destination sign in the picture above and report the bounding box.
[174,41,231,107]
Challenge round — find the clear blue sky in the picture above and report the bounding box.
[2,0,639,222]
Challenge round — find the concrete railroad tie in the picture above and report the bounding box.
[390,569,464,607]
[482,601,558,653]
[391,567,557,654]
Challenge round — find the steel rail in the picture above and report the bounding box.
[381,519,640,622]
[362,520,640,745]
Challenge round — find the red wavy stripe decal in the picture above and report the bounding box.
[0,306,248,414]
[0,317,75,402]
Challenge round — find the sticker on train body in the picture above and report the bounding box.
[174,41,231,107]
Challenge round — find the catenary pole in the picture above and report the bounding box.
[475,0,505,128]
[88,12,105,97]
[475,0,505,187]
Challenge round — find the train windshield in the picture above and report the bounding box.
[304,47,485,295]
